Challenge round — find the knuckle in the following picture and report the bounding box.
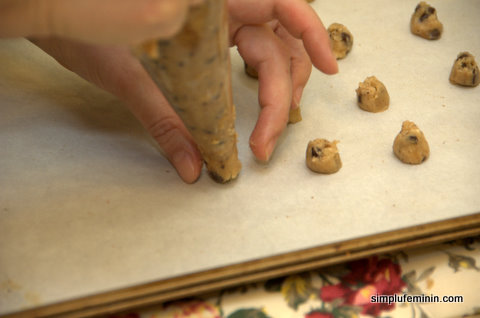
[147,116,183,147]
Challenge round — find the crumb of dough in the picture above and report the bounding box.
[328,23,353,60]
[306,139,342,174]
[288,107,302,124]
[410,2,443,40]
[449,52,480,87]
[393,121,430,164]
[244,62,258,79]
[356,76,390,113]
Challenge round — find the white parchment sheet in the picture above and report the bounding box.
[1,0,479,314]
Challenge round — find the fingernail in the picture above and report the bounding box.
[294,87,304,108]
[172,150,198,183]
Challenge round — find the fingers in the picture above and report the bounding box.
[229,0,338,75]
[1,0,192,45]
[234,25,292,162]
[271,22,312,110]
[32,38,203,183]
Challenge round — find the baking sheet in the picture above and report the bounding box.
[1,0,479,315]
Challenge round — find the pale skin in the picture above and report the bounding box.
[0,0,337,183]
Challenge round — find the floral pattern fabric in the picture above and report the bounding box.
[110,237,480,318]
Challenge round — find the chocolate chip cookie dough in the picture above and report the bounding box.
[328,23,353,60]
[410,2,443,40]
[288,107,302,124]
[449,52,480,87]
[356,76,390,113]
[306,139,342,174]
[136,0,241,183]
[393,121,430,164]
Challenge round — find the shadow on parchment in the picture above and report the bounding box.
[0,39,163,152]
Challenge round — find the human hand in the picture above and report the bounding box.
[228,0,338,161]
[2,0,205,183]
[3,0,336,184]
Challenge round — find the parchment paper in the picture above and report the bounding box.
[1,0,479,315]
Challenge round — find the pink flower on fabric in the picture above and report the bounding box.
[305,311,335,318]
[318,256,406,317]
[319,283,350,302]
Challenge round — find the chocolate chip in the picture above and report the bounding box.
[212,92,220,101]
[178,61,185,67]
[357,93,362,104]
[208,171,225,183]
[461,62,467,68]
[415,4,421,12]
[311,147,322,158]
[457,53,469,60]
[419,12,430,22]
[341,32,351,44]
[409,135,419,144]
[205,55,216,65]
[473,72,477,86]
[158,40,170,47]
[427,7,435,14]
[422,156,427,162]
[429,29,440,39]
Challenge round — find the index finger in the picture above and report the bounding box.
[228,0,338,74]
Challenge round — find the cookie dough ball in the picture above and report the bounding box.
[393,121,430,164]
[306,139,342,174]
[244,62,258,79]
[410,2,443,40]
[449,52,480,87]
[288,107,302,124]
[328,23,353,59]
[356,76,390,113]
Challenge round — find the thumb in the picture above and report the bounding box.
[0,0,192,44]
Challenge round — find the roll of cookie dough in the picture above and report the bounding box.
[410,2,443,40]
[356,76,390,113]
[393,121,430,165]
[328,23,353,60]
[449,52,480,87]
[306,139,342,174]
[136,0,241,183]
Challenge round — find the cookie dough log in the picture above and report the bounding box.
[356,76,390,113]
[136,0,241,183]
[449,52,480,87]
[328,23,353,60]
[410,2,443,40]
[306,139,342,174]
[393,121,430,164]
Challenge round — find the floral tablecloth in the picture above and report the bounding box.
[110,237,480,318]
